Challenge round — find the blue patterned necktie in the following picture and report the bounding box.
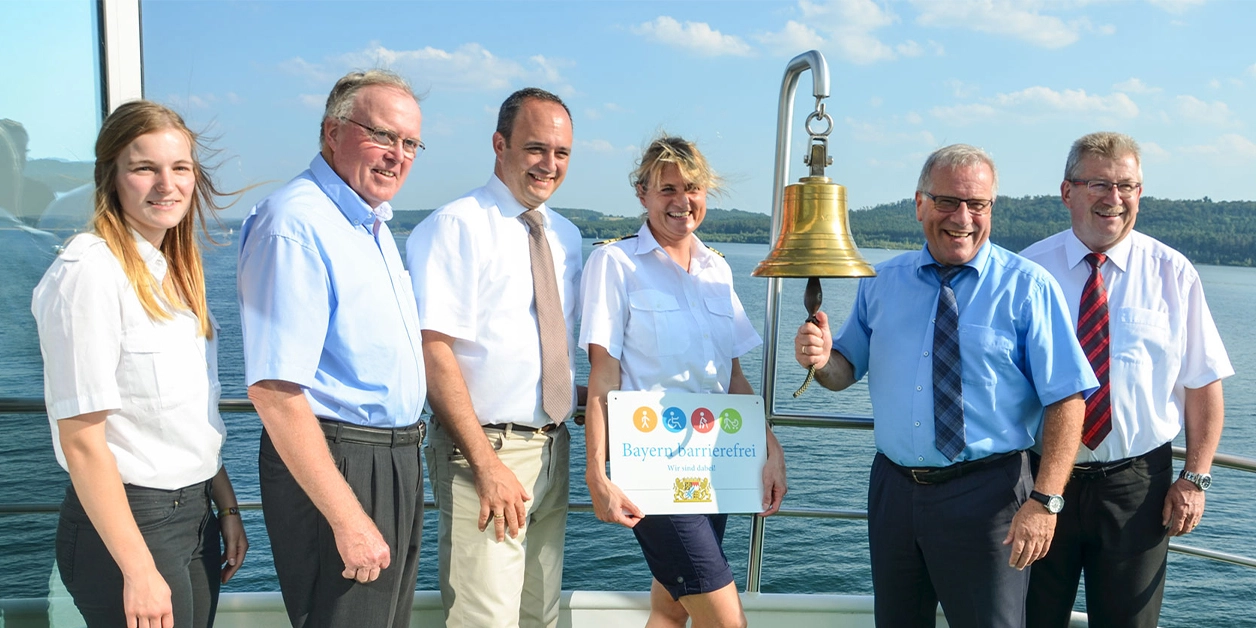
[933,265,965,461]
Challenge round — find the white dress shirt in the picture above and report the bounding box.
[1021,229,1234,462]
[407,175,582,428]
[579,224,761,393]
[32,232,225,489]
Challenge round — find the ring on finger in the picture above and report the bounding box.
[493,513,504,519]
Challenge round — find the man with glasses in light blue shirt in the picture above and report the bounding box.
[238,70,427,628]
[794,144,1097,628]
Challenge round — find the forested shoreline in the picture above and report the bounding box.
[393,196,1253,267]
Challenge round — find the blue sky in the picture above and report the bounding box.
[8,0,1256,218]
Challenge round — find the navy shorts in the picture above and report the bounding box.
[632,513,733,600]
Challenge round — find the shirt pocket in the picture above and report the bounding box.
[627,289,690,357]
[703,295,736,352]
[957,324,1015,387]
[1112,307,1172,365]
[119,326,197,414]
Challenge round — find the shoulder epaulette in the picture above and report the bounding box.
[594,234,639,246]
[706,245,725,258]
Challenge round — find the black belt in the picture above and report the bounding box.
[482,422,560,434]
[1071,442,1170,480]
[319,419,425,447]
[890,450,1023,485]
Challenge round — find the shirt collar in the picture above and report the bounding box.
[916,240,990,280]
[309,154,393,228]
[485,174,550,225]
[130,228,167,281]
[1065,229,1132,273]
[631,222,718,272]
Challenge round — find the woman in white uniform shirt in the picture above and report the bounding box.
[32,101,247,628]
[581,136,787,628]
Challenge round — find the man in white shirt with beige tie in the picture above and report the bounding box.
[1021,131,1233,628]
[407,87,581,628]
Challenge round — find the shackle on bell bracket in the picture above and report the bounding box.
[803,100,834,178]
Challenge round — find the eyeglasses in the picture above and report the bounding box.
[922,192,992,216]
[342,118,425,158]
[1068,179,1141,198]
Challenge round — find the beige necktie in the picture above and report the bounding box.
[519,209,571,423]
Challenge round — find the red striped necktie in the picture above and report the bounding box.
[1079,253,1111,449]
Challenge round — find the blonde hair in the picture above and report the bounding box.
[92,100,229,338]
[631,135,722,197]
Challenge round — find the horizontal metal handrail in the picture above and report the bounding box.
[2,497,1252,570]
[3,395,1256,573]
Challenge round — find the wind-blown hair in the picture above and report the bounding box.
[917,144,999,198]
[496,88,571,143]
[1064,132,1143,181]
[631,135,723,198]
[92,100,229,338]
[320,69,418,151]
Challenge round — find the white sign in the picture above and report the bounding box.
[608,391,766,515]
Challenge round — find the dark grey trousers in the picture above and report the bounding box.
[1026,444,1173,628]
[869,451,1033,628]
[57,480,220,628]
[259,427,423,628]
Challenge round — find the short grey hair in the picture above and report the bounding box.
[319,69,418,150]
[1064,131,1142,181]
[917,144,999,198]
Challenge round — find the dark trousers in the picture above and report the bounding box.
[1026,444,1173,628]
[260,426,424,628]
[869,451,1032,628]
[56,480,220,628]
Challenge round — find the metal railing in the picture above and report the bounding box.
[3,397,1255,575]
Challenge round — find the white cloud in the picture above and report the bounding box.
[930,103,999,126]
[755,20,825,53]
[845,116,936,146]
[1248,63,1256,78]
[1175,95,1237,126]
[905,111,923,125]
[164,93,216,109]
[910,0,1112,49]
[931,86,1138,124]
[281,43,574,94]
[946,79,979,99]
[298,94,325,109]
[576,139,634,154]
[869,96,884,107]
[1208,79,1222,89]
[583,103,626,121]
[1180,134,1256,159]
[1147,0,1206,14]
[896,40,924,57]
[1141,141,1170,161]
[1113,78,1161,95]
[758,0,909,65]
[632,16,753,57]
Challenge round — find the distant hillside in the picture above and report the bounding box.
[851,195,1256,267]
[386,197,1254,267]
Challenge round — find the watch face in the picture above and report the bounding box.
[1047,495,1065,514]
[1198,474,1212,490]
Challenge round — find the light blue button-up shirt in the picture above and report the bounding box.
[833,241,1097,468]
[238,155,426,428]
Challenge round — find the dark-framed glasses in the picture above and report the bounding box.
[922,192,992,216]
[1068,179,1141,198]
[342,118,425,158]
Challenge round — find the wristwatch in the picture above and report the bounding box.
[1179,470,1212,491]
[1029,490,1065,514]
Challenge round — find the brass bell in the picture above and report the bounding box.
[751,175,875,279]
[754,129,875,397]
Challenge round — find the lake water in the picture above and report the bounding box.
[1,227,1253,626]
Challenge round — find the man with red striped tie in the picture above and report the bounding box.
[1021,132,1234,628]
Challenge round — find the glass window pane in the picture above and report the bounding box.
[0,0,103,608]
